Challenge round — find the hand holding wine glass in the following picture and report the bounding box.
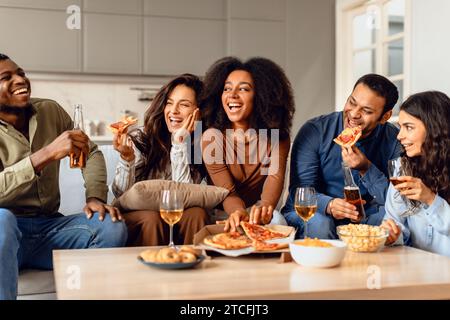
[160,190,184,249]
[294,187,318,239]
[387,159,421,217]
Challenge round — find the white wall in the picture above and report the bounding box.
[286,0,336,136]
[410,0,450,95]
[29,0,337,141]
[29,75,168,139]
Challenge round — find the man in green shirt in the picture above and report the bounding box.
[0,53,127,300]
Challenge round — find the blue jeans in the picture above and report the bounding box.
[283,209,385,240]
[0,209,127,300]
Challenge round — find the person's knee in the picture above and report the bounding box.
[183,207,208,224]
[0,209,21,244]
[91,213,128,248]
[307,214,337,239]
[283,210,304,238]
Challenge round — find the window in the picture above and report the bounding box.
[336,0,410,120]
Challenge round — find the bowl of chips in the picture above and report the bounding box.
[289,238,347,268]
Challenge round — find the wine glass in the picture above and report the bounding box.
[387,159,420,217]
[294,187,318,239]
[160,190,184,249]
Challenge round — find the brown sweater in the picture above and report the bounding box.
[202,129,290,214]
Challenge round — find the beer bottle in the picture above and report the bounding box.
[342,162,365,222]
[70,104,86,168]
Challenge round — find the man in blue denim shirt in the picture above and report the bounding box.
[282,74,402,239]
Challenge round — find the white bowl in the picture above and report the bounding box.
[289,239,347,268]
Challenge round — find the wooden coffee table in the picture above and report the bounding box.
[53,245,450,299]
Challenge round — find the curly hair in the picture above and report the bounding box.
[130,73,205,181]
[400,91,450,202]
[201,56,295,140]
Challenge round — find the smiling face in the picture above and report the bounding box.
[0,59,31,111]
[221,70,255,130]
[163,84,197,133]
[343,83,391,139]
[397,110,427,157]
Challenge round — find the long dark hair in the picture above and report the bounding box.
[130,74,204,181]
[201,56,295,140]
[400,91,450,201]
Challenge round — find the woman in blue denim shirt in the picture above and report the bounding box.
[382,91,450,257]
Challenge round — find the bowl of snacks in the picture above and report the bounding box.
[289,238,347,268]
[336,224,389,253]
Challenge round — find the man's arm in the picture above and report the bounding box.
[343,139,402,206]
[0,157,36,197]
[282,122,332,216]
[1,127,90,195]
[82,140,108,203]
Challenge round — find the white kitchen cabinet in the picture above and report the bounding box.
[228,0,285,21]
[0,0,80,10]
[83,13,142,74]
[143,17,226,75]
[144,0,225,19]
[0,8,81,72]
[229,19,286,67]
[83,0,142,15]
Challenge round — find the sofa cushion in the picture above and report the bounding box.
[18,269,55,296]
[59,145,120,215]
[113,180,229,212]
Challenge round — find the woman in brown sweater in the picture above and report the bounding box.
[201,57,295,232]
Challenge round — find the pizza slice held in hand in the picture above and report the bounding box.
[108,116,138,135]
[240,221,290,241]
[333,126,362,147]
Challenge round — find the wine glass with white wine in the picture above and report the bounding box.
[160,189,183,249]
[294,187,318,239]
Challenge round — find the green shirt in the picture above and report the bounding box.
[0,98,108,216]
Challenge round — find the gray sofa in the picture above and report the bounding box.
[18,145,119,300]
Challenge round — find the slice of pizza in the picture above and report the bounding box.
[203,232,252,250]
[240,221,290,242]
[333,126,362,147]
[108,116,138,135]
[252,240,289,252]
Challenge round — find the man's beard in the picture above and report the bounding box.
[0,103,34,117]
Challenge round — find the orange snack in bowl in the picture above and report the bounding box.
[294,238,334,248]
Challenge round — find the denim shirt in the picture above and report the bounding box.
[384,158,450,257]
[282,111,402,221]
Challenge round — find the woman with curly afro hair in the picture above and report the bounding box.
[382,91,450,256]
[201,56,295,232]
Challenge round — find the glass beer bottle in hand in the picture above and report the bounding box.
[70,104,86,168]
[342,162,365,222]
